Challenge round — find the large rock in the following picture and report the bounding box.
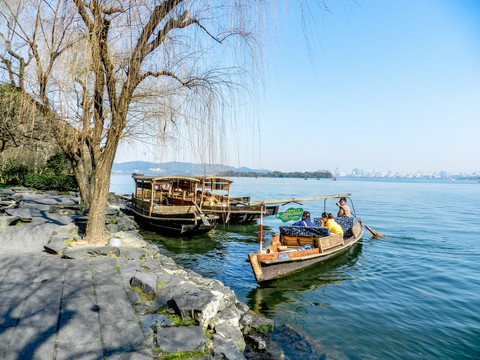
[10,187,33,193]
[109,231,146,248]
[156,325,207,354]
[210,303,242,328]
[49,203,83,215]
[130,272,160,295]
[171,287,227,327]
[5,208,32,222]
[44,241,68,255]
[139,314,174,348]
[240,310,274,335]
[63,246,111,259]
[148,283,200,313]
[116,247,146,260]
[0,221,62,252]
[52,223,78,237]
[215,324,246,352]
[0,215,20,228]
[212,334,246,360]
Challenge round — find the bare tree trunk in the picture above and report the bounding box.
[83,135,118,243]
[72,157,92,210]
[84,166,109,244]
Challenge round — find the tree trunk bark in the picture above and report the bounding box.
[72,158,92,210]
[83,161,110,244]
[83,139,118,244]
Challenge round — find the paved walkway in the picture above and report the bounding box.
[0,252,154,360]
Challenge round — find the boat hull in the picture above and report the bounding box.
[248,220,364,282]
[126,204,217,237]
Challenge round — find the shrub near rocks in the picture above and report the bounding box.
[24,173,78,192]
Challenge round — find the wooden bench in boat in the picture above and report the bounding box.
[278,225,345,252]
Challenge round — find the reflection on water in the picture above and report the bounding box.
[213,223,276,243]
[247,242,363,315]
[140,229,224,256]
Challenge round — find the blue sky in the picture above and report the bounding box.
[116,0,480,174]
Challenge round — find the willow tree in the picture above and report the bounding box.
[0,0,272,244]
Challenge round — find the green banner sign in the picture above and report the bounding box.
[275,207,303,223]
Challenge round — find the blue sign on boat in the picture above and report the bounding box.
[278,253,290,260]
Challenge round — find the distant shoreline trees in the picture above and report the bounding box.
[219,170,332,179]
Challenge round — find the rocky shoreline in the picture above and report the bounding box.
[0,188,287,359]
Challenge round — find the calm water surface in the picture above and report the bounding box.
[111,176,480,359]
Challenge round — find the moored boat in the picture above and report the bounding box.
[158,175,279,224]
[196,176,280,224]
[127,175,218,236]
[248,205,364,282]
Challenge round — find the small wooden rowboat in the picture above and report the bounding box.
[248,217,364,282]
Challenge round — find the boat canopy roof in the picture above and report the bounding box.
[131,174,235,192]
[196,176,234,184]
[197,176,233,192]
[132,174,201,183]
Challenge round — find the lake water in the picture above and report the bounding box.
[111,175,480,359]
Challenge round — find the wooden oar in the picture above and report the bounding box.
[364,223,383,238]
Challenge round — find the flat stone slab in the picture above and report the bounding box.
[102,320,147,356]
[63,246,113,259]
[156,325,207,354]
[139,314,174,330]
[5,208,32,222]
[0,216,20,228]
[44,241,68,255]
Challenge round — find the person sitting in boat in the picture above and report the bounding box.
[205,192,219,204]
[320,212,344,237]
[292,211,316,227]
[336,197,351,217]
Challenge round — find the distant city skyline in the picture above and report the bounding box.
[112,160,479,180]
[116,1,480,175]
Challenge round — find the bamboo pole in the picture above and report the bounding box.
[249,193,352,206]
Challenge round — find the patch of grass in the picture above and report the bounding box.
[204,328,213,340]
[64,238,78,247]
[258,323,274,333]
[162,350,209,360]
[172,317,196,326]
[129,286,155,302]
[156,308,196,326]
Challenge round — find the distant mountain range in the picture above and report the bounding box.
[112,161,271,176]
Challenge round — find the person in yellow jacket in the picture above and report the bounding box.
[320,212,344,237]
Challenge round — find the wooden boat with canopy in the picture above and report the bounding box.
[197,176,279,224]
[127,175,218,236]
[248,194,364,282]
[165,176,280,224]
